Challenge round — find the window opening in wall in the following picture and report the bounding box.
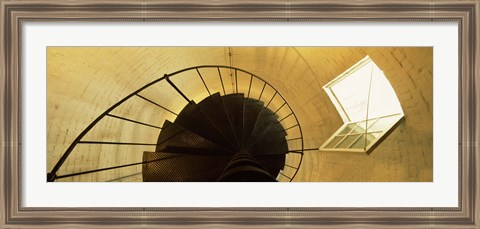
[320,56,404,153]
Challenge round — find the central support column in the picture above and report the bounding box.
[217,151,277,182]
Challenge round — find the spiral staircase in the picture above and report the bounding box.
[47,66,304,182]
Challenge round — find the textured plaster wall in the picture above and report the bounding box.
[47,47,433,182]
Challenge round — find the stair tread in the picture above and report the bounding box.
[162,146,231,156]
[159,120,231,154]
[242,98,265,148]
[174,101,234,150]
[247,106,285,149]
[196,92,239,150]
[252,137,289,155]
[222,93,245,149]
[142,151,230,182]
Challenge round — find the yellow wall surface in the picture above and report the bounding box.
[47,47,433,182]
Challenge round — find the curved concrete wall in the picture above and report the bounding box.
[47,47,432,182]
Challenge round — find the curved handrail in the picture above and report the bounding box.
[47,75,167,181]
[48,65,304,182]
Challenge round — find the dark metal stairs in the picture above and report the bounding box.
[47,66,303,183]
[143,92,288,182]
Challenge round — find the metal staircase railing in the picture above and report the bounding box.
[47,65,304,182]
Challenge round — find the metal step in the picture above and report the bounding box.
[242,98,265,149]
[174,101,234,150]
[221,93,244,149]
[249,123,288,156]
[155,120,229,154]
[197,92,239,150]
[142,151,230,182]
[246,106,285,150]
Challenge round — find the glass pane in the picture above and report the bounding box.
[350,133,377,149]
[330,62,372,122]
[368,132,382,138]
[365,64,404,118]
[339,123,357,135]
[351,124,366,134]
[354,119,377,132]
[336,135,358,148]
[325,136,343,148]
[327,57,404,122]
[368,114,402,132]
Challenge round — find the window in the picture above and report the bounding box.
[320,56,404,153]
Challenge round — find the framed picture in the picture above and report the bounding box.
[1,0,478,228]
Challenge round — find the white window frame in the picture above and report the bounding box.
[320,56,404,153]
